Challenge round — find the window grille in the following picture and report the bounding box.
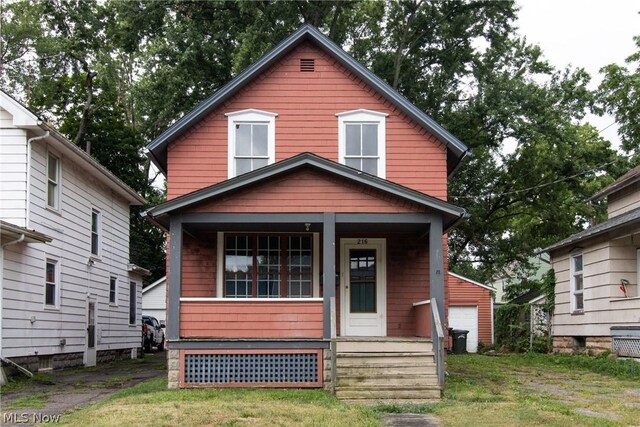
[184,352,319,384]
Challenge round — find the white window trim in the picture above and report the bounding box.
[109,276,118,306]
[46,150,61,211]
[336,109,388,179]
[570,252,584,313]
[129,281,138,325]
[226,109,277,178]
[44,257,60,309]
[90,208,101,258]
[216,232,320,299]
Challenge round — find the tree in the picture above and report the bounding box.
[598,35,640,155]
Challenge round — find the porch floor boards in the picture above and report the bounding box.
[333,337,441,402]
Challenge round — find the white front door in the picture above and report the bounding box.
[84,300,97,366]
[340,238,386,336]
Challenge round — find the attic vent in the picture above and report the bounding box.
[300,58,315,72]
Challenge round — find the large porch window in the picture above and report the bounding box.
[224,234,313,298]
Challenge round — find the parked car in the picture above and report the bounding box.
[142,315,165,352]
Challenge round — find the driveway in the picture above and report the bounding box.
[1,351,166,425]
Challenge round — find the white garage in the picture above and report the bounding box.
[142,277,166,325]
[448,306,479,353]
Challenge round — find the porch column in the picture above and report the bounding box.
[429,217,444,324]
[167,216,183,341]
[322,212,336,339]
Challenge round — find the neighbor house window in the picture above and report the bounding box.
[91,209,101,256]
[337,109,387,178]
[224,234,313,298]
[129,281,137,324]
[571,253,584,312]
[47,152,60,209]
[45,259,58,307]
[226,109,277,178]
[109,276,117,304]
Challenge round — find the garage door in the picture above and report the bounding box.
[448,306,478,353]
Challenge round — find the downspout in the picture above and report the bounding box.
[1,234,26,381]
[26,131,50,227]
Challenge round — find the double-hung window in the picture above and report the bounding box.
[337,109,387,178]
[224,234,313,298]
[109,276,117,305]
[571,253,584,312]
[47,152,60,209]
[129,281,137,324]
[45,259,59,307]
[91,209,101,257]
[226,109,277,178]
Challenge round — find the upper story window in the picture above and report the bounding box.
[570,253,584,312]
[47,152,60,209]
[226,109,277,178]
[337,109,388,179]
[91,209,101,257]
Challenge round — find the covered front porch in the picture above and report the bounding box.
[145,154,466,398]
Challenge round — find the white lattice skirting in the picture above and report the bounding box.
[613,337,640,358]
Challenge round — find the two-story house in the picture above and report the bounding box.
[144,25,470,401]
[0,90,147,378]
[545,166,640,358]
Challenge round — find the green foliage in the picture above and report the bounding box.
[1,0,632,285]
[495,303,530,352]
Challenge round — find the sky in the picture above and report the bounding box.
[516,0,640,147]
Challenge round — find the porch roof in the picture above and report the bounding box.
[144,153,468,231]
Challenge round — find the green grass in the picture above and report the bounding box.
[0,372,53,394]
[3,392,50,410]
[58,378,380,426]
[23,353,640,426]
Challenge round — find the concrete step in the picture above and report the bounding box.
[335,339,433,353]
[335,365,437,376]
[336,353,435,367]
[337,374,439,388]
[335,385,442,400]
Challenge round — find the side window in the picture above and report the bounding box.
[226,109,277,178]
[91,209,101,257]
[47,152,60,209]
[109,276,117,304]
[129,281,137,324]
[570,253,584,312]
[337,109,387,178]
[45,258,59,308]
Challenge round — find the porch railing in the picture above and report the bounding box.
[431,297,445,389]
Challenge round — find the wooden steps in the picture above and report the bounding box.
[333,338,441,402]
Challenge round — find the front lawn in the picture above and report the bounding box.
[56,353,640,426]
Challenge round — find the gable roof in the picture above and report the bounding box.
[144,152,468,230]
[589,165,640,202]
[448,272,495,291]
[143,276,166,294]
[543,206,640,253]
[146,24,470,176]
[0,90,145,206]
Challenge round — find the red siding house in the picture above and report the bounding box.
[145,25,469,401]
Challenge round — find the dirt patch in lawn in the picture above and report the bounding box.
[1,352,166,425]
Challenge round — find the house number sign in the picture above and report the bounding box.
[357,239,369,245]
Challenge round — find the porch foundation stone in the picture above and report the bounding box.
[553,336,613,355]
[323,347,333,391]
[167,349,180,389]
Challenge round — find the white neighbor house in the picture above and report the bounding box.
[545,166,640,357]
[0,90,148,375]
[142,276,166,325]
